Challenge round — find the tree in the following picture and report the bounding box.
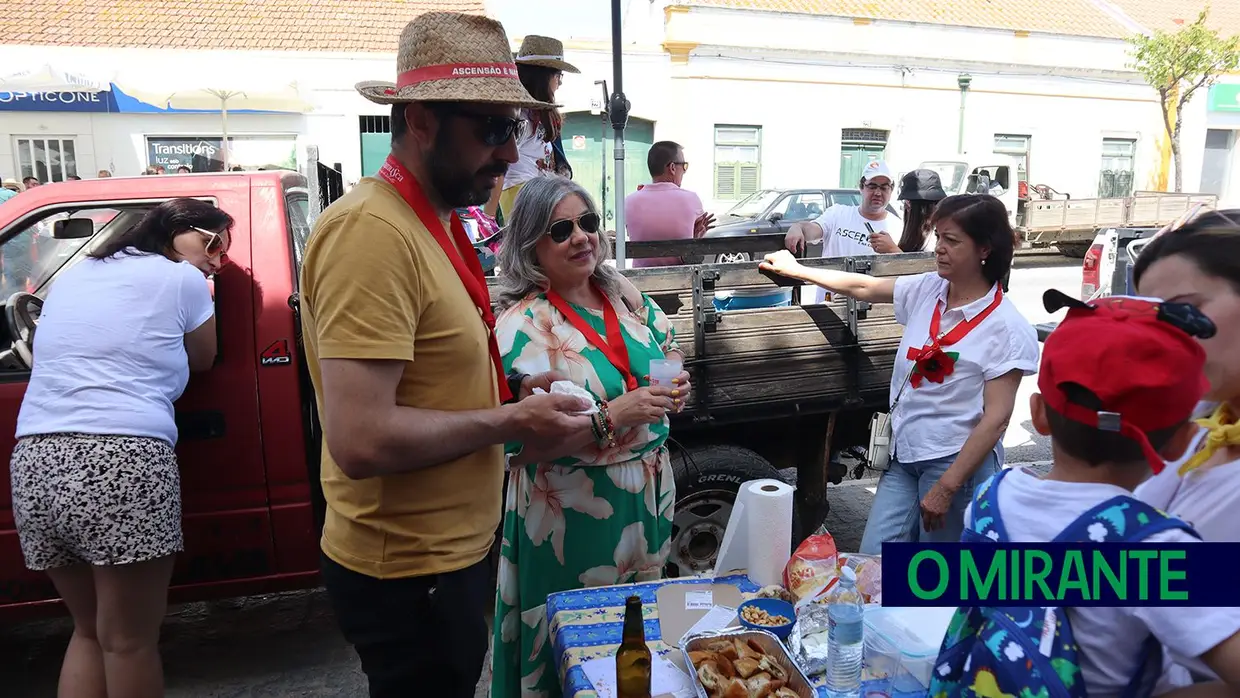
[1130,9,1240,192]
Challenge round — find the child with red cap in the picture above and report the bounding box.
[961,289,1240,696]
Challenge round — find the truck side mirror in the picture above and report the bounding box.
[768,212,783,223]
[53,218,94,239]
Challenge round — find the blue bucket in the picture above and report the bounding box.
[713,287,793,311]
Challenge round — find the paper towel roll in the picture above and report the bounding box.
[712,478,795,587]
[743,479,795,586]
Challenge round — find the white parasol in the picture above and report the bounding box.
[0,64,110,93]
[118,79,313,169]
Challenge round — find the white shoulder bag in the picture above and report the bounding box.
[867,365,915,472]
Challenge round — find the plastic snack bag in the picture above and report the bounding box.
[781,527,839,605]
[840,552,882,605]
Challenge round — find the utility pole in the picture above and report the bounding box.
[957,74,972,154]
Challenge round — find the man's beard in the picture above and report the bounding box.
[427,133,508,208]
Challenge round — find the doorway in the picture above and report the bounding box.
[1200,129,1235,197]
[561,112,656,229]
[838,128,888,188]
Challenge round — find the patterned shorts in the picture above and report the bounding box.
[10,433,183,571]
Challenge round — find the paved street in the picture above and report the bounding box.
[1,255,1079,698]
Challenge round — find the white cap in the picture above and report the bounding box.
[861,160,894,185]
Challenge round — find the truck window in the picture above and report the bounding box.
[0,208,121,298]
[284,188,311,278]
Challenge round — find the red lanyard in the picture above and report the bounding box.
[928,286,1004,350]
[375,155,511,402]
[544,285,638,391]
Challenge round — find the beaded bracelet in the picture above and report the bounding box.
[595,398,618,449]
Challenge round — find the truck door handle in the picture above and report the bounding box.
[176,411,226,441]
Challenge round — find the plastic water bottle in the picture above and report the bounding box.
[825,566,865,698]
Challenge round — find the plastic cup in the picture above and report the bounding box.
[648,358,682,387]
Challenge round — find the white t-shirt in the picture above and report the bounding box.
[805,205,892,304]
[504,116,553,190]
[967,468,1240,698]
[890,272,1038,463]
[16,251,215,445]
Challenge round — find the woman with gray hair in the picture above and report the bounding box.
[491,175,691,698]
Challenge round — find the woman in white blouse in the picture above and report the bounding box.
[761,194,1039,551]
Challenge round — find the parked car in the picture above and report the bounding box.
[702,188,871,262]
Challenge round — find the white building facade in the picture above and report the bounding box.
[1,0,1235,214]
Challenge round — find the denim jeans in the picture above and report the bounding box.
[858,450,1000,555]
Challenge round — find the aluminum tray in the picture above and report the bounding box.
[679,628,815,698]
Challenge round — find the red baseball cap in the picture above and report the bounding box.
[1039,290,1214,473]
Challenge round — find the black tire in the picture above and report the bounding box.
[666,445,801,578]
[1056,242,1090,259]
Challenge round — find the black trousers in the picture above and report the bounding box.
[321,553,491,698]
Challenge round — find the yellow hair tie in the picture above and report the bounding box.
[1179,403,1240,475]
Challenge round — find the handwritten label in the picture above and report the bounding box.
[685,590,713,610]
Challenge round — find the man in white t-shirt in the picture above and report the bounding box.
[963,291,1240,697]
[784,160,900,304]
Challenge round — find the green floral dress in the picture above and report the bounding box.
[492,290,680,698]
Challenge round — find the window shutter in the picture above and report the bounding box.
[715,163,737,199]
[738,165,760,198]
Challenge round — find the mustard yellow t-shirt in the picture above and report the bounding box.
[299,177,502,579]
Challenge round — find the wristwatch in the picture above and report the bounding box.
[505,371,528,404]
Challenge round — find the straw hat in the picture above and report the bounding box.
[2,178,19,191]
[514,35,580,73]
[356,13,553,108]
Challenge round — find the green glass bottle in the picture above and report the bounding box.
[616,595,652,698]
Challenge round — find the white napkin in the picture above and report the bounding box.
[532,380,599,415]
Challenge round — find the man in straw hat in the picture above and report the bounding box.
[298,13,593,697]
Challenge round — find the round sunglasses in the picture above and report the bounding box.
[547,212,601,243]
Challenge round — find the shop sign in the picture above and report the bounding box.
[147,137,225,172]
[0,90,115,112]
[1208,83,1240,113]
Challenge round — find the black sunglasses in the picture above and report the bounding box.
[548,212,601,243]
[452,109,528,146]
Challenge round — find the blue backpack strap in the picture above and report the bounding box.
[1054,495,1199,543]
[964,468,1012,542]
[1056,496,1197,698]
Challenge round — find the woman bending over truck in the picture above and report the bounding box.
[9,198,226,697]
[761,194,1038,552]
[490,175,690,698]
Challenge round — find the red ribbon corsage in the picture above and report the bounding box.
[907,344,961,388]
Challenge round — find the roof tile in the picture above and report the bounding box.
[682,0,1132,39]
[0,0,486,51]
[1108,0,1240,36]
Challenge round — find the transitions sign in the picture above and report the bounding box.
[882,543,1240,607]
[148,138,225,172]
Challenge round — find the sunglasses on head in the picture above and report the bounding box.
[1092,296,1217,339]
[190,226,226,256]
[450,109,528,147]
[547,212,601,243]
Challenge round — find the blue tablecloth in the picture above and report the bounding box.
[545,574,928,698]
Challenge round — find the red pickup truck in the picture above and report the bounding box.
[0,172,324,621]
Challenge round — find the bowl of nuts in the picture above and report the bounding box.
[737,598,796,640]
